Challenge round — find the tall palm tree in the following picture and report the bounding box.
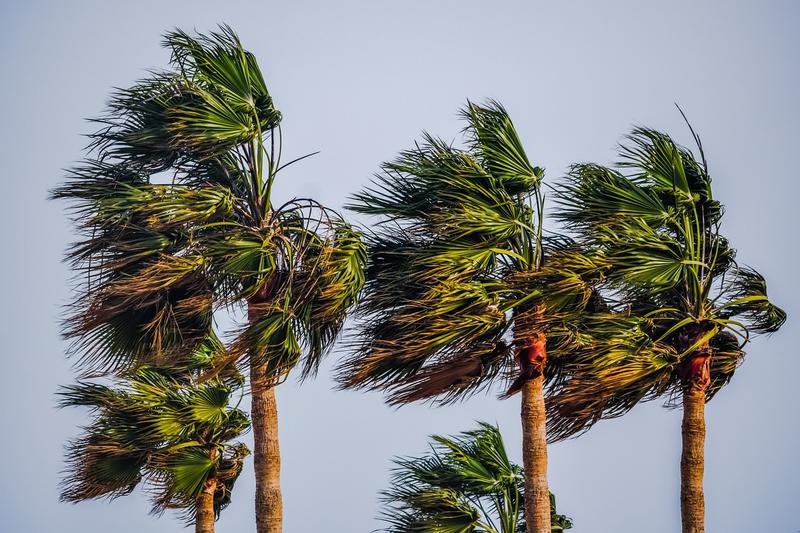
[547,121,786,532]
[52,26,366,533]
[340,101,602,533]
[380,422,573,533]
[60,356,250,533]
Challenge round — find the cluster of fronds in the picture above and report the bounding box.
[60,364,250,522]
[546,119,787,440]
[380,422,572,532]
[340,101,605,405]
[53,25,366,383]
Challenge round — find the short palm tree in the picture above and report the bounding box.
[340,101,601,533]
[380,422,573,533]
[548,122,786,532]
[52,26,366,533]
[60,356,250,533]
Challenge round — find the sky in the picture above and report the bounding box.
[1,1,798,532]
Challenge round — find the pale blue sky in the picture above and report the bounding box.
[1,1,798,532]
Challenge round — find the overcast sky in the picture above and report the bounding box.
[1,1,798,532]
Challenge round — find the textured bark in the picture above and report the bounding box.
[195,479,217,533]
[678,330,711,533]
[249,291,283,533]
[681,386,706,533]
[250,363,283,533]
[521,375,551,533]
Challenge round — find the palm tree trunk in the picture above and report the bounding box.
[513,308,551,533]
[521,374,551,533]
[249,291,283,533]
[678,334,711,533]
[250,362,283,533]
[195,479,217,533]
[680,386,705,533]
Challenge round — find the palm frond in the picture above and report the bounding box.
[60,362,249,522]
[717,266,786,334]
[379,423,571,533]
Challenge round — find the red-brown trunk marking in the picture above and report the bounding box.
[504,333,547,398]
[521,334,547,375]
[679,353,711,392]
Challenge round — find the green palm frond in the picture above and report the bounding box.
[461,100,542,195]
[186,385,231,427]
[90,25,279,171]
[231,309,300,379]
[164,26,276,120]
[350,132,534,249]
[61,434,147,503]
[618,127,714,208]
[341,270,509,404]
[556,164,672,229]
[62,263,214,374]
[60,359,249,523]
[380,423,571,533]
[293,222,367,378]
[155,446,217,501]
[546,317,678,442]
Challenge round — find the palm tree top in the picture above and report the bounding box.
[547,118,786,440]
[59,364,250,522]
[340,101,539,402]
[380,422,573,532]
[340,100,604,405]
[51,25,366,381]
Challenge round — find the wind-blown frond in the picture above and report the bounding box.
[717,266,786,334]
[379,423,571,533]
[461,99,542,194]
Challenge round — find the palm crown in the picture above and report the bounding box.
[380,422,573,533]
[60,354,250,522]
[547,121,786,439]
[52,25,366,381]
[340,101,601,404]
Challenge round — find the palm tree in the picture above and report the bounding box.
[340,101,602,533]
[52,26,366,533]
[60,356,250,533]
[380,422,573,533]
[547,120,786,532]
